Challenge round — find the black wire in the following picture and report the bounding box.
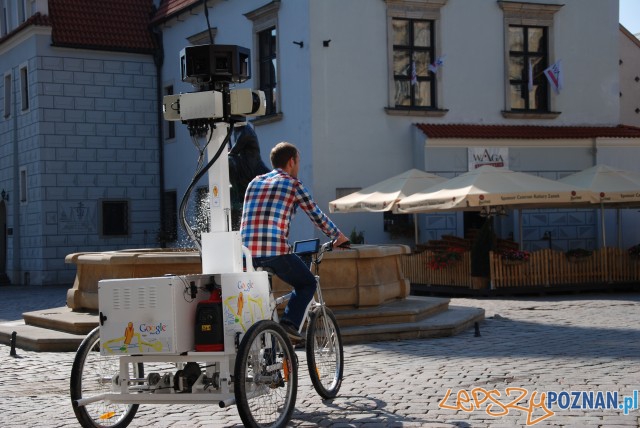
[179,123,234,253]
[203,0,214,45]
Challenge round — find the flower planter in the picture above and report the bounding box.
[503,259,528,266]
[566,256,590,263]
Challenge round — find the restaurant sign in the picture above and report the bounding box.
[468,147,508,170]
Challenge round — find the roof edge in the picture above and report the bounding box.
[151,0,204,26]
[620,23,640,49]
[0,12,51,46]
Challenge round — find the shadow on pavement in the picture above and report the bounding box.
[362,316,640,360]
[0,284,69,322]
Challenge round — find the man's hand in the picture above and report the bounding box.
[334,233,351,249]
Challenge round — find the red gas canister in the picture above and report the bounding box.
[194,288,224,352]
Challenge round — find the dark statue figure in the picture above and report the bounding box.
[228,125,270,230]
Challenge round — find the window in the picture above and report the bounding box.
[245,1,280,118]
[1,1,7,36]
[507,26,548,111]
[101,200,129,236]
[18,0,25,24]
[384,212,414,238]
[258,27,277,115]
[27,0,35,16]
[498,1,562,117]
[385,0,447,115]
[19,168,26,203]
[392,18,435,108]
[163,85,175,140]
[3,73,10,118]
[19,65,28,111]
[160,190,177,244]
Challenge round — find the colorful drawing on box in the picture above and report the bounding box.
[236,292,244,318]
[103,322,165,354]
[223,293,265,331]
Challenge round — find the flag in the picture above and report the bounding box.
[527,58,533,92]
[428,56,445,73]
[543,60,563,94]
[410,57,418,86]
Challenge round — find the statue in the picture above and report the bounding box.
[228,125,270,230]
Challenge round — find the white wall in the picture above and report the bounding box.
[161,0,624,247]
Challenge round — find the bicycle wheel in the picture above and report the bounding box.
[234,320,297,428]
[306,306,344,399]
[70,327,143,428]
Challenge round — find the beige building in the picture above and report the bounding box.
[620,25,640,127]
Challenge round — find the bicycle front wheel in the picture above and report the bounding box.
[234,320,298,428]
[306,306,344,399]
[70,327,143,428]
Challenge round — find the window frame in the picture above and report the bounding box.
[245,1,281,123]
[1,0,8,37]
[498,0,562,119]
[163,83,176,141]
[385,0,448,117]
[19,167,27,204]
[100,199,130,238]
[17,0,25,24]
[3,71,11,119]
[19,63,29,112]
[257,26,277,116]
[507,25,549,112]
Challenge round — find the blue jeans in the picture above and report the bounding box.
[253,254,316,329]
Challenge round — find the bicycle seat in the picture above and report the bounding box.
[257,267,276,277]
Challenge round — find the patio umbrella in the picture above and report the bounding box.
[328,168,447,245]
[558,164,640,246]
[395,165,594,214]
[557,164,640,206]
[329,168,447,213]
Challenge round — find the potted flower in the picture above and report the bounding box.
[565,248,593,262]
[501,249,530,265]
[427,247,465,270]
[628,244,640,260]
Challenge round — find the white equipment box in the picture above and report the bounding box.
[98,272,270,356]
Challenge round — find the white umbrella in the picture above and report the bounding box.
[395,165,594,214]
[558,164,640,246]
[557,164,640,205]
[329,168,446,213]
[329,168,447,245]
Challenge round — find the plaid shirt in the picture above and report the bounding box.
[241,169,340,257]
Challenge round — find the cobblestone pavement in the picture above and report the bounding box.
[1,285,640,427]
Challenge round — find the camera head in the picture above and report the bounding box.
[180,44,250,87]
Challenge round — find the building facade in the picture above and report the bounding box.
[0,0,162,285]
[154,0,640,253]
[1,0,640,285]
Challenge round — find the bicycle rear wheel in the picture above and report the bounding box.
[70,326,143,428]
[234,320,297,428]
[305,306,344,399]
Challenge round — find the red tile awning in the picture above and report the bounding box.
[416,124,640,139]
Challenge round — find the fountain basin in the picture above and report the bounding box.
[65,245,411,311]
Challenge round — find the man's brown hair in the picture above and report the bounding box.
[270,142,298,169]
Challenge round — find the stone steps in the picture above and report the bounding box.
[0,296,484,352]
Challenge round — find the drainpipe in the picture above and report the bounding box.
[152,25,166,248]
[11,70,21,283]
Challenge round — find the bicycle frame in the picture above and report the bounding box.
[268,241,333,336]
